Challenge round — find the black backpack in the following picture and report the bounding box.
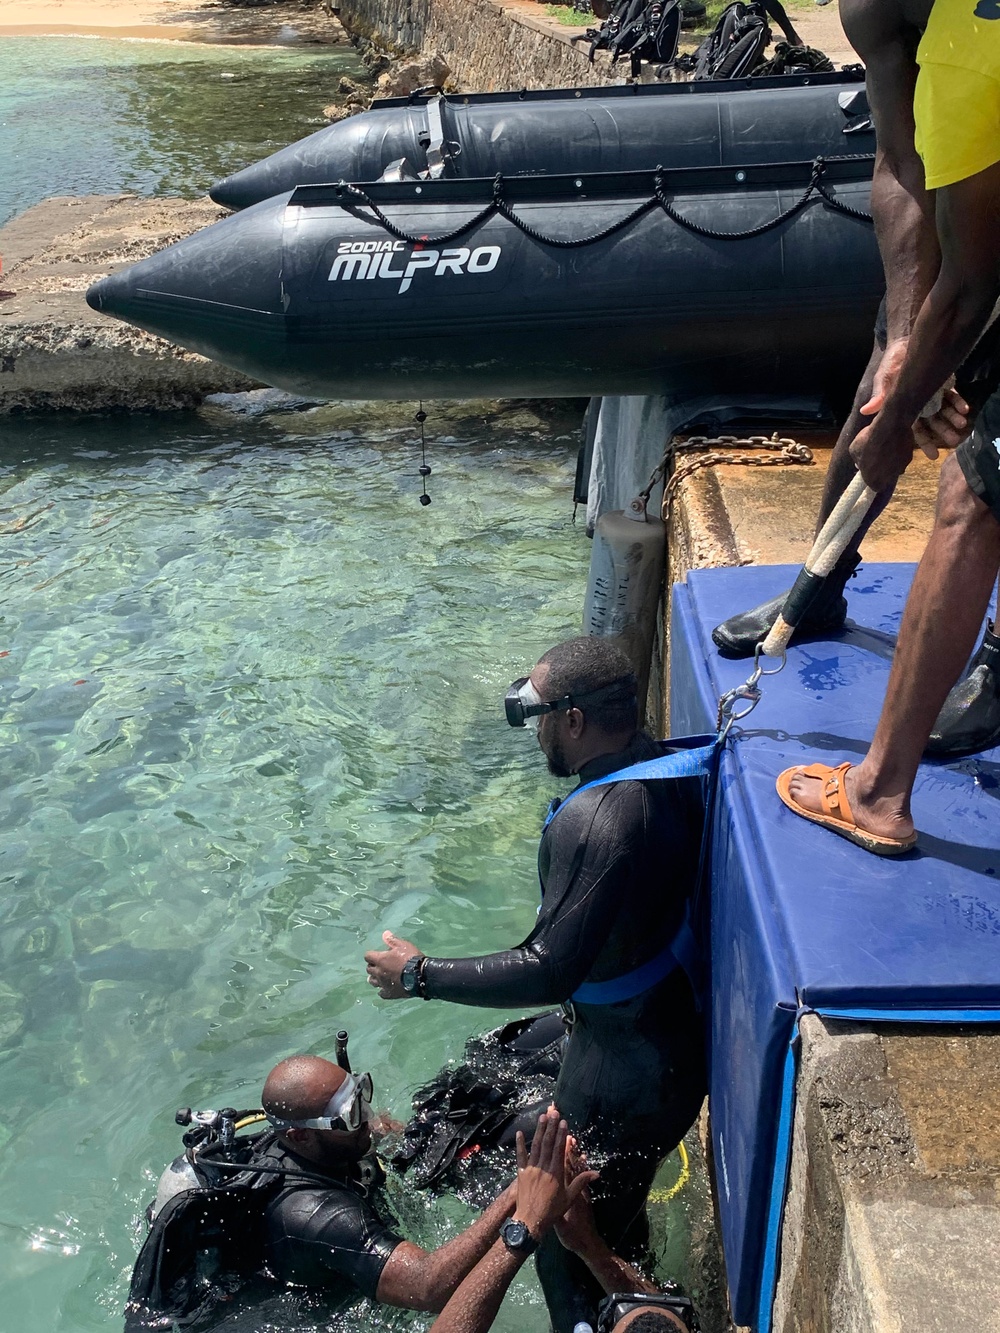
[124,1112,333,1332]
[124,1172,281,1332]
[689,1,771,79]
[583,0,681,69]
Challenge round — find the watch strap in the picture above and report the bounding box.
[402,953,429,999]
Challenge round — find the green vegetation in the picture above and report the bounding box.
[544,4,590,25]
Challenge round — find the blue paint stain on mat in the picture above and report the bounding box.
[670,563,1000,1326]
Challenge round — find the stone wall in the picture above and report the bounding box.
[772,1016,1000,1333]
[339,0,622,92]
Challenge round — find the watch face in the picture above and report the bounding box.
[502,1219,532,1251]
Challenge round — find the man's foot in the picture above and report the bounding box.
[777,761,917,855]
[925,622,1000,757]
[712,552,861,659]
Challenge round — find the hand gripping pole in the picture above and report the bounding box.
[759,473,877,659]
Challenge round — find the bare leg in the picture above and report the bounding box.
[760,0,801,45]
[789,455,1000,841]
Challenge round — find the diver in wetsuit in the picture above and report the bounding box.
[365,636,707,1333]
[260,1055,522,1308]
[127,1053,525,1330]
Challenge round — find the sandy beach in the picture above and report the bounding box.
[0,0,347,44]
[0,0,851,60]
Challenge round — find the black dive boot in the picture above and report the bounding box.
[711,552,861,659]
[926,623,1000,757]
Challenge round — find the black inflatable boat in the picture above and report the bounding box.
[210,73,873,210]
[88,156,880,401]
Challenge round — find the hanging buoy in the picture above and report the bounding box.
[582,494,666,718]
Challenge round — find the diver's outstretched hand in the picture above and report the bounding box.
[365,930,420,999]
[512,1108,599,1243]
[554,1139,601,1254]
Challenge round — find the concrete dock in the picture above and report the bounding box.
[669,438,1000,1333]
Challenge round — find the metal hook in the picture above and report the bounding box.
[716,679,762,735]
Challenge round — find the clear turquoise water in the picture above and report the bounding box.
[0,34,710,1332]
[0,35,363,226]
[0,398,595,1330]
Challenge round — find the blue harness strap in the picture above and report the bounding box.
[542,735,720,1006]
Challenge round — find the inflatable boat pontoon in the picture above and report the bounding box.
[88,157,882,401]
[210,74,873,210]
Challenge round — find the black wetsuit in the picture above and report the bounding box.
[261,1143,400,1300]
[421,732,708,1333]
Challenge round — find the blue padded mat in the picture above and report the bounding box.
[670,563,1000,1326]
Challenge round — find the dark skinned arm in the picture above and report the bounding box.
[427,1241,529,1333]
[851,161,1000,490]
[555,1191,659,1298]
[375,1184,517,1313]
[840,0,939,352]
[366,787,640,1007]
[429,1111,599,1333]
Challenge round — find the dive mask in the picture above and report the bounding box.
[504,674,638,729]
[596,1288,698,1333]
[505,677,546,730]
[266,1071,374,1133]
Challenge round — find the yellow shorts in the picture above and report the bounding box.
[914,61,1000,190]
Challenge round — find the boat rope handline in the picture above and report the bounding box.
[326,155,874,250]
[813,177,874,223]
[759,471,876,659]
[714,472,878,724]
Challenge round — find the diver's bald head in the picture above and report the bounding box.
[262,1054,347,1121]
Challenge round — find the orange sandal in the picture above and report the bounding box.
[776,761,918,857]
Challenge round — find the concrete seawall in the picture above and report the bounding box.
[0,196,258,412]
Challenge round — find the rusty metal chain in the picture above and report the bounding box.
[660,432,813,520]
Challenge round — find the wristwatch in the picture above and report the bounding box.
[500,1216,539,1257]
[400,953,428,999]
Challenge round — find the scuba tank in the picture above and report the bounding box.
[127,1106,283,1331]
[583,494,667,718]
